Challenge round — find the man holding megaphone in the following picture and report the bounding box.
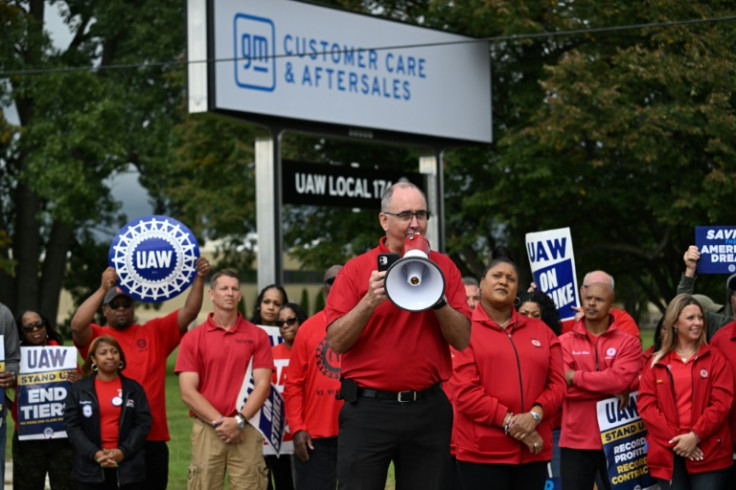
[325,181,471,490]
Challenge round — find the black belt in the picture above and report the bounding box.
[357,383,442,403]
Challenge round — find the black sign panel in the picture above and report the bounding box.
[282,160,426,209]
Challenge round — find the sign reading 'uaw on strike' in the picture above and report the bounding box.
[108,215,200,303]
[525,227,580,321]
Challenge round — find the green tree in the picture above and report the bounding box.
[0,1,188,321]
[299,287,310,315]
[436,0,736,314]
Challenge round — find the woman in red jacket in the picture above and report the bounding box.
[638,293,734,490]
[447,254,566,490]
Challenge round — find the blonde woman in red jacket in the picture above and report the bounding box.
[638,294,734,490]
[447,255,566,490]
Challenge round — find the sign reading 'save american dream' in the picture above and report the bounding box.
[695,226,736,274]
[196,0,491,143]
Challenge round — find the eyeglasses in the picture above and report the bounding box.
[108,299,133,310]
[324,277,336,285]
[383,210,430,221]
[275,317,298,327]
[22,321,46,333]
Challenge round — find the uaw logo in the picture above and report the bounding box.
[234,13,276,91]
[108,215,200,303]
[316,336,341,380]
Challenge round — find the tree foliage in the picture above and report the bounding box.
[2,0,735,326]
[0,0,188,322]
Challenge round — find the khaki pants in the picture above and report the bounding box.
[188,417,268,490]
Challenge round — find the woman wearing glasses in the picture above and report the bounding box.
[11,311,78,489]
[265,302,308,490]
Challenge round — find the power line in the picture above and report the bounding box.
[1,14,734,77]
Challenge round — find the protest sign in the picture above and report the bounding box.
[259,324,294,456]
[235,356,285,455]
[17,346,77,440]
[597,392,658,490]
[694,226,736,274]
[526,227,580,321]
[108,215,200,303]
[233,324,290,455]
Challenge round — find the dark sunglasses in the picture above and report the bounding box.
[324,277,336,285]
[108,299,133,310]
[275,317,298,328]
[22,321,46,333]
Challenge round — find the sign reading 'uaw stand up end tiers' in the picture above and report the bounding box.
[108,215,200,303]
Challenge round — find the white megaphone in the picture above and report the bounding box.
[384,234,446,312]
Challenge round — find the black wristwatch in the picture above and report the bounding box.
[234,414,247,430]
[432,294,448,310]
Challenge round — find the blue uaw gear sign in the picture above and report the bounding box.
[108,215,200,303]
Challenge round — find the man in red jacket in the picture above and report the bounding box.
[709,320,736,487]
[560,270,640,340]
[559,282,642,490]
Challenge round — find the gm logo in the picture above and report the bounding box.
[233,13,276,91]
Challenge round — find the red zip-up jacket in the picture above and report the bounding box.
[447,306,565,464]
[638,344,733,481]
[559,319,642,450]
[710,321,736,452]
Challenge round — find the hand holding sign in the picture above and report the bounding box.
[683,245,700,276]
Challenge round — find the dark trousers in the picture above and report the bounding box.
[266,454,295,490]
[336,389,452,490]
[456,460,548,490]
[656,455,731,490]
[12,431,75,490]
[144,440,169,490]
[560,448,611,490]
[293,437,338,490]
[75,468,139,490]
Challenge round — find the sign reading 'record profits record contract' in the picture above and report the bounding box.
[207,0,492,143]
[108,215,200,303]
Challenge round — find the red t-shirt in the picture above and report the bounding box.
[76,310,182,442]
[272,342,291,389]
[95,376,123,449]
[668,350,695,430]
[175,313,274,416]
[283,311,343,438]
[325,237,471,392]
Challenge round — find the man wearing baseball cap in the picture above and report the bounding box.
[70,257,211,489]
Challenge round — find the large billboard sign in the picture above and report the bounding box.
[188,0,492,144]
